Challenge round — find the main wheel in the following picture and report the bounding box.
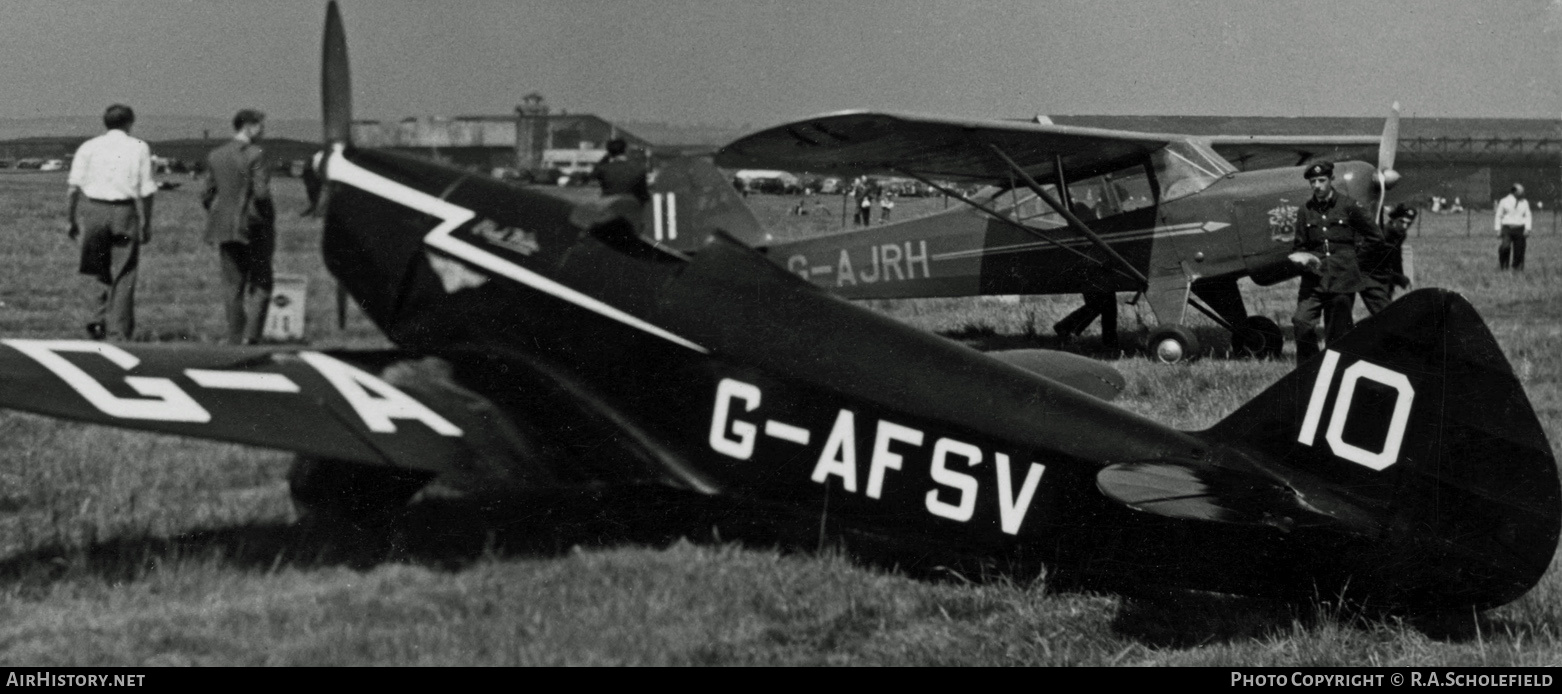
[1146,324,1200,364]
[1232,316,1285,359]
[288,456,434,527]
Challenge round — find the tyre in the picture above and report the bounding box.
[1146,324,1201,364]
[1232,316,1285,359]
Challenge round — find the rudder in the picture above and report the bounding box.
[1206,288,1560,608]
[643,154,768,252]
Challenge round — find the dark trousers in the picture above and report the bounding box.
[218,236,274,344]
[77,200,140,340]
[1359,279,1396,315]
[1055,291,1119,349]
[1499,225,1527,270]
[1293,288,1354,362]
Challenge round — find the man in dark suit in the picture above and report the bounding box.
[590,139,648,203]
[201,109,275,344]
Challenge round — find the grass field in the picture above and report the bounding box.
[1,175,1560,665]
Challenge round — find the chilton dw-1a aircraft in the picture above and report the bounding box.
[714,106,1403,363]
[0,3,1555,611]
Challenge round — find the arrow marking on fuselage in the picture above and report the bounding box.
[929,221,1229,262]
[326,148,708,354]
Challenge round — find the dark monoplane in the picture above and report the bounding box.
[715,108,1403,363]
[0,4,1553,611]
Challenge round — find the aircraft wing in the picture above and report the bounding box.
[715,110,1186,184]
[0,340,473,474]
[1206,135,1380,171]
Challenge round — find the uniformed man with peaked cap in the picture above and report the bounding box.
[1288,161,1384,362]
[1359,203,1414,315]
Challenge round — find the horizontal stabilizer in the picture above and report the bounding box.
[987,349,1124,401]
[0,341,477,475]
[1097,460,1363,532]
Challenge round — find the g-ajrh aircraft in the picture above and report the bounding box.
[0,3,1554,612]
[713,108,1404,363]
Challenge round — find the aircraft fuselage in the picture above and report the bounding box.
[317,147,1543,607]
[763,161,1381,317]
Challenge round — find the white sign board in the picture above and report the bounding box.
[263,274,308,342]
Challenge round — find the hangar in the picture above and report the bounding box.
[1049,115,1562,208]
[349,93,745,178]
[6,104,1544,208]
[344,103,1559,208]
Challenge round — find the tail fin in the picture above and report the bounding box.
[1207,289,1559,607]
[642,154,768,252]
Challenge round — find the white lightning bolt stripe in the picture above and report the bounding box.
[184,370,301,392]
[326,148,708,354]
[930,222,1230,262]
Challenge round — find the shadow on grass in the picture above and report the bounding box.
[941,322,1271,363]
[0,486,742,589]
[0,484,1536,647]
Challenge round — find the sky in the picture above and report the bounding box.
[0,0,1558,129]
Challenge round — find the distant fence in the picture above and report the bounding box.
[1410,208,1562,237]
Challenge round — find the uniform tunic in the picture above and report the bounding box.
[1359,221,1408,315]
[1290,189,1383,361]
[1291,190,1382,294]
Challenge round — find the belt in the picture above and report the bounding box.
[86,197,135,206]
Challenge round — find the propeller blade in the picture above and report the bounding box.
[1378,101,1400,174]
[322,1,352,146]
[1376,102,1401,224]
[321,1,352,330]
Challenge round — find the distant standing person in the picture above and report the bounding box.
[856,186,873,226]
[1495,183,1532,271]
[591,139,648,203]
[1359,204,1415,315]
[1288,161,1383,363]
[201,109,275,345]
[65,103,158,341]
[879,189,895,223]
[300,150,325,216]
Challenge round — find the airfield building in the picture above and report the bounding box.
[6,105,1545,206]
[348,93,745,179]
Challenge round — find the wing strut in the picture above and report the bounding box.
[1053,155,1071,210]
[986,144,1150,289]
[892,168,1139,284]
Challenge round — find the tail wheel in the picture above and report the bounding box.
[1147,324,1200,364]
[288,456,434,526]
[1233,316,1285,360]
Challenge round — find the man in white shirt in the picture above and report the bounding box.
[66,104,157,340]
[1494,183,1532,271]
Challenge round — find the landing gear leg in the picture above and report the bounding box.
[1143,277,1200,364]
[1191,278,1281,359]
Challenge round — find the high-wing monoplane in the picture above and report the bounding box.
[714,109,1404,363]
[0,4,1554,612]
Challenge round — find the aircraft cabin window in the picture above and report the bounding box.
[1153,140,1237,202]
[1001,164,1154,228]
